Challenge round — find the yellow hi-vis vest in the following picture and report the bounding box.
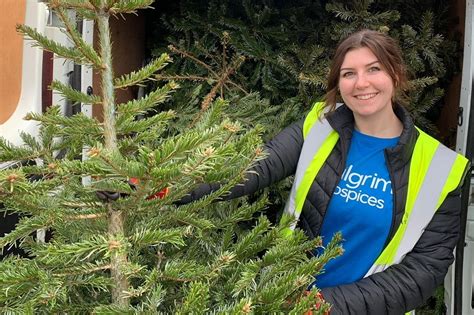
[283,102,469,277]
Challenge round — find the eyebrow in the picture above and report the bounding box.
[340,60,380,71]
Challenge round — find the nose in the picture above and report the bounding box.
[355,73,370,89]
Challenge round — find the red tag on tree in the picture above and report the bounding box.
[130,178,169,200]
[147,187,169,200]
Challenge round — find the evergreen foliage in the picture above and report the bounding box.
[0,0,341,313]
[149,0,460,137]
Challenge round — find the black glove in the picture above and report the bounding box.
[96,190,121,202]
[95,178,138,202]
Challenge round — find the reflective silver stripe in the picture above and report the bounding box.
[284,115,334,230]
[365,263,386,276]
[393,143,457,263]
[365,143,458,277]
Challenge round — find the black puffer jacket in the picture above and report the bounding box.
[186,104,469,314]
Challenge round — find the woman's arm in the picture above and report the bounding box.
[320,174,469,314]
[178,119,305,204]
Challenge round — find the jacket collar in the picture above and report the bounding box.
[326,103,418,171]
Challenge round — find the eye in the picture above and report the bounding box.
[368,66,381,72]
[341,71,354,78]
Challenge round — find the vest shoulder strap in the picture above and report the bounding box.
[283,102,338,235]
[366,127,469,275]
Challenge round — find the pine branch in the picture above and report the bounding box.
[0,257,45,303]
[114,53,172,89]
[116,111,175,136]
[225,298,253,314]
[217,194,267,228]
[116,82,178,116]
[175,281,210,315]
[164,40,249,99]
[298,73,328,89]
[55,7,102,67]
[0,216,48,249]
[232,216,272,260]
[146,127,228,166]
[167,210,216,231]
[231,260,261,297]
[200,55,246,111]
[24,110,102,138]
[53,261,111,277]
[50,80,102,105]
[16,25,94,66]
[262,235,322,268]
[0,138,35,163]
[159,259,207,283]
[408,77,438,90]
[121,271,163,301]
[92,304,136,314]
[326,2,354,22]
[168,45,219,77]
[129,227,186,249]
[17,132,41,152]
[155,73,210,83]
[34,235,111,265]
[108,0,154,15]
[48,0,96,11]
[65,212,106,220]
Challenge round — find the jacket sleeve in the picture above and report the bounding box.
[321,168,470,315]
[177,119,305,204]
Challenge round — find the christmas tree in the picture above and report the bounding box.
[0,0,341,313]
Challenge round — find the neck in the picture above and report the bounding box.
[354,108,403,138]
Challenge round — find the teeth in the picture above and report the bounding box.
[356,93,377,100]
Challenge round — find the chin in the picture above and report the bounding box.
[353,108,382,118]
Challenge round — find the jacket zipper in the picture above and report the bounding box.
[383,149,397,249]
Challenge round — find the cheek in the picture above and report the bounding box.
[338,80,353,96]
[382,80,395,97]
[380,75,395,92]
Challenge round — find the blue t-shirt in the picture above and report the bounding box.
[313,130,399,288]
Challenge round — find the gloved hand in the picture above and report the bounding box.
[96,178,168,202]
[96,190,121,202]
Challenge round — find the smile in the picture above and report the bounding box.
[355,93,378,100]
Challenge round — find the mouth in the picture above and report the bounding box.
[355,92,378,100]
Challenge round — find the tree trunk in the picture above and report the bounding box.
[97,4,129,306]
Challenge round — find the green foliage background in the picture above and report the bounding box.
[145,0,461,139]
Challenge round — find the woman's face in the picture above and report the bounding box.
[338,47,395,121]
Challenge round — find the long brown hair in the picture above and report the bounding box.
[323,29,409,112]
